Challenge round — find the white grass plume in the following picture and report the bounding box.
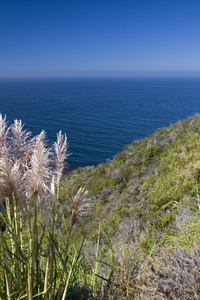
[0,157,22,204]
[54,130,69,181]
[25,131,51,200]
[11,119,32,173]
[0,114,10,155]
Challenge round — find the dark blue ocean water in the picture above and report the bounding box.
[0,77,200,168]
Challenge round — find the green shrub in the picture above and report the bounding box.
[145,145,162,161]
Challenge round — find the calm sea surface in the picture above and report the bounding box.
[0,77,200,168]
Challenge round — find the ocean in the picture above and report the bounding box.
[0,77,200,168]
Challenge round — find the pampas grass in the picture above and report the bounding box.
[0,114,9,152]
[72,187,91,226]
[0,114,94,300]
[54,130,69,183]
[25,130,51,201]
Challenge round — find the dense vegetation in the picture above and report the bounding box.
[65,113,200,246]
[63,113,200,298]
[1,113,200,299]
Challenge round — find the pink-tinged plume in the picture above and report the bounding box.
[72,187,91,225]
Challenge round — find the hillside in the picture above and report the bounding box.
[59,113,200,298]
[63,113,200,246]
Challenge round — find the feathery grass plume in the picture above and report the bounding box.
[72,187,91,225]
[11,119,32,173]
[0,114,8,147]
[0,114,10,156]
[56,187,91,300]
[25,130,51,201]
[50,132,68,296]
[54,130,69,182]
[0,157,22,204]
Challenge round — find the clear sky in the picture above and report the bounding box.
[1,0,200,78]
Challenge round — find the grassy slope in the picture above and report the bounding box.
[62,113,200,254]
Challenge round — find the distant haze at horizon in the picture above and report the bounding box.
[1,71,200,80]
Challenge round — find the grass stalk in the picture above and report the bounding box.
[61,253,77,300]
[43,245,50,300]
[5,197,15,256]
[31,194,39,296]
[11,193,22,287]
[49,203,55,294]
[93,222,101,289]
[0,230,12,300]
[20,210,23,251]
[5,273,12,300]
[27,261,32,300]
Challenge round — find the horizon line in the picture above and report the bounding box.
[1,70,200,80]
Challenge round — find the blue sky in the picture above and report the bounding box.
[1,0,200,78]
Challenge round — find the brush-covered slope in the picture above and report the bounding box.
[62,113,200,254]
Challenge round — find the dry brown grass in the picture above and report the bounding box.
[133,246,200,300]
[88,245,200,300]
